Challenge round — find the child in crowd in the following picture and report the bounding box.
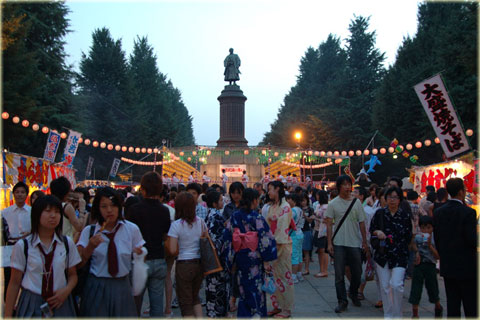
[408,215,443,318]
[286,194,304,283]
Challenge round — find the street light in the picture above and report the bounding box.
[294,131,304,183]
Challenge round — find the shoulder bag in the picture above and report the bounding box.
[325,198,357,258]
[199,221,223,276]
[370,209,385,255]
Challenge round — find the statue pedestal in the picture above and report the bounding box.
[216,85,248,147]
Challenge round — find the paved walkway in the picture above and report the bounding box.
[160,257,447,318]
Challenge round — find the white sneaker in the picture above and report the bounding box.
[297,273,304,282]
[292,274,299,284]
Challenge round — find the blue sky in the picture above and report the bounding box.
[64,0,420,146]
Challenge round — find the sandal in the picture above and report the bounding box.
[302,271,310,276]
[314,272,328,278]
[274,312,291,318]
[268,309,281,317]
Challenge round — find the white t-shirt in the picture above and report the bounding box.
[222,173,228,183]
[168,217,203,260]
[1,203,31,239]
[77,220,145,278]
[11,234,81,295]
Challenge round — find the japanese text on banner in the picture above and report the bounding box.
[109,158,121,177]
[414,74,470,158]
[43,131,61,162]
[61,130,82,168]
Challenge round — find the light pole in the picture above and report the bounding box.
[294,131,303,183]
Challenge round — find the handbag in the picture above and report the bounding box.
[261,271,276,294]
[132,247,149,296]
[165,236,179,257]
[365,257,375,281]
[199,221,223,276]
[370,209,385,255]
[325,198,357,258]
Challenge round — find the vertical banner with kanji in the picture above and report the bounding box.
[414,74,470,158]
[85,156,94,177]
[61,130,82,168]
[43,131,61,162]
[109,158,121,178]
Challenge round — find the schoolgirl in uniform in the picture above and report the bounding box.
[5,195,81,317]
[76,187,145,317]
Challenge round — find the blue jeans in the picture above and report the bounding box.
[333,245,362,303]
[144,259,168,317]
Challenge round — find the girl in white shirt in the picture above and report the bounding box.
[76,187,145,317]
[241,170,249,188]
[5,195,82,317]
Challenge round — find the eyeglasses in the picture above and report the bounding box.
[387,196,399,200]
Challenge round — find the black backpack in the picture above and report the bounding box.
[22,235,70,276]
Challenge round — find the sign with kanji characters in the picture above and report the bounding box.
[2,151,76,190]
[219,164,246,177]
[414,74,470,158]
[109,158,121,178]
[61,130,82,168]
[43,131,61,162]
[85,156,94,177]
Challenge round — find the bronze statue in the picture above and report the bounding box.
[224,48,241,85]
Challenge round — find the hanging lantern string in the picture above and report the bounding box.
[2,110,475,157]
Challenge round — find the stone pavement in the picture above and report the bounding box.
[151,257,447,318]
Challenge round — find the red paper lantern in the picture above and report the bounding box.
[122,146,127,152]
[1,112,9,119]
[92,141,99,147]
[424,139,431,146]
[84,139,91,145]
[129,147,134,153]
[42,126,49,134]
[100,142,107,149]
[60,132,68,139]
[406,144,413,150]
[21,120,29,127]
[415,141,422,148]
[115,145,121,151]
[380,148,386,154]
[434,137,440,144]
[107,144,114,150]
[12,116,20,124]
[372,148,378,155]
[32,124,40,131]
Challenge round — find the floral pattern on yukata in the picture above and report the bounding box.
[369,207,412,268]
[205,208,229,317]
[222,208,277,318]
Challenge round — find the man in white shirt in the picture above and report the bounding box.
[221,169,228,193]
[202,171,211,184]
[1,181,32,301]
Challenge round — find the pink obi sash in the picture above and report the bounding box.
[232,228,258,252]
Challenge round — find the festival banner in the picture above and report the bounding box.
[43,131,61,162]
[2,152,76,190]
[219,164,246,177]
[109,158,121,178]
[85,156,94,177]
[61,130,82,168]
[414,74,470,158]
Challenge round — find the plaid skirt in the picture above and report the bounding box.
[16,288,77,317]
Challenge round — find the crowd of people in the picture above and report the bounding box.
[0,170,477,318]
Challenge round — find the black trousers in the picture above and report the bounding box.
[444,277,478,318]
[3,267,11,302]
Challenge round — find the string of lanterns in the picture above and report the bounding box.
[120,157,176,166]
[281,161,334,169]
[2,110,475,159]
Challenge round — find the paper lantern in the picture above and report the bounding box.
[92,141,99,147]
[314,151,320,156]
[262,150,266,155]
[191,151,196,156]
[32,124,39,131]
[244,150,249,155]
[225,150,230,155]
[388,147,394,153]
[424,139,431,146]
[141,148,146,153]
[147,148,152,153]
[335,158,342,164]
[341,151,347,156]
[364,149,370,156]
[348,150,354,157]
[327,158,332,162]
[115,145,121,151]
[274,152,279,157]
[78,137,83,144]
[1,112,9,119]
[466,129,473,136]
[320,151,325,157]
[187,157,192,161]
[206,150,211,156]
[372,148,378,155]
[135,147,140,153]
[21,120,29,127]
[60,132,68,139]
[84,139,91,145]
[380,148,386,154]
[406,143,413,150]
[42,126,49,134]
[129,147,134,153]
[12,116,20,124]
[333,151,339,157]
[107,144,114,150]
[154,148,159,153]
[415,141,422,148]
[355,150,362,156]
[180,151,184,156]
[326,151,332,157]
[122,146,127,152]
[434,137,440,144]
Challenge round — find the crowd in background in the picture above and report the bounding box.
[1,170,477,318]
